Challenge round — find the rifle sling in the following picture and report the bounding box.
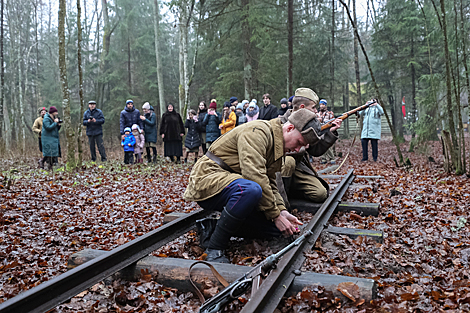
[189,260,230,304]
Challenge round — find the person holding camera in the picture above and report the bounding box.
[41,106,62,169]
[83,100,107,162]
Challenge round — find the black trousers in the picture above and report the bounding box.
[361,138,378,161]
[88,134,107,161]
[124,151,134,164]
[38,137,42,153]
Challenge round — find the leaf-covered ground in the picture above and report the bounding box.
[0,137,469,312]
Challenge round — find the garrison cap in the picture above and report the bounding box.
[294,88,319,105]
[288,108,321,146]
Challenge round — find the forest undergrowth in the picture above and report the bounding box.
[0,136,469,312]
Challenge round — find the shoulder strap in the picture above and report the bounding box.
[189,260,230,304]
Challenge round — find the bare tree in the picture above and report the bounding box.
[287,0,293,97]
[77,0,84,165]
[241,0,252,100]
[59,0,76,168]
[153,0,165,115]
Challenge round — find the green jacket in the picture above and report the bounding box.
[41,113,61,157]
[184,119,286,221]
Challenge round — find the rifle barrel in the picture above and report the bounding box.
[320,101,376,131]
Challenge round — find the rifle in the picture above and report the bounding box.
[197,230,313,313]
[320,99,377,131]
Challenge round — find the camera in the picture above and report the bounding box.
[57,117,64,124]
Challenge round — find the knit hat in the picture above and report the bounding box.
[230,96,238,104]
[124,127,132,133]
[246,101,259,117]
[288,109,321,146]
[126,99,133,104]
[251,99,257,105]
[242,100,249,106]
[132,124,143,133]
[88,100,96,105]
[189,109,197,115]
[224,101,231,108]
[209,102,217,109]
[210,98,217,104]
[288,96,294,103]
[142,102,150,110]
[294,88,319,105]
[319,99,327,105]
[280,98,288,104]
[49,106,58,114]
[236,103,244,110]
[38,107,47,114]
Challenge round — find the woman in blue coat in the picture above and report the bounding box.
[203,101,222,149]
[359,100,384,162]
[140,102,158,163]
[41,106,61,169]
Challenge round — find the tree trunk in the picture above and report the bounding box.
[97,0,111,107]
[410,36,417,140]
[454,0,466,173]
[343,81,349,138]
[127,34,132,92]
[339,0,404,165]
[0,0,3,141]
[18,44,25,154]
[59,0,76,169]
[439,0,461,173]
[77,0,84,166]
[459,0,469,173]
[330,0,335,109]
[178,4,186,113]
[287,0,293,97]
[352,0,361,108]
[153,0,165,115]
[241,0,252,100]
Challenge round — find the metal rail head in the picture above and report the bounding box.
[0,209,211,313]
[240,170,355,313]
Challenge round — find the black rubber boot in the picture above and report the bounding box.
[152,155,157,164]
[205,208,245,263]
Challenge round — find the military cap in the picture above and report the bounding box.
[295,88,319,104]
[288,108,321,146]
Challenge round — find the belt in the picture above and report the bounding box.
[206,151,236,173]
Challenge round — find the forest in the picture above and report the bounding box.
[0,0,468,172]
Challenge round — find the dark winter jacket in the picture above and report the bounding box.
[160,111,185,142]
[41,113,61,157]
[203,111,222,142]
[185,119,201,149]
[197,109,208,134]
[143,108,158,143]
[278,107,288,117]
[83,108,105,136]
[121,133,136,152]
[259,103,279,121]
[120,105,143,135]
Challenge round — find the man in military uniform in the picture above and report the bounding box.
[184,108,321,263]
[280,88,342,203]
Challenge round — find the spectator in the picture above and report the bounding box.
[184,109,201,164]
[230,96,238,107]
[120,99,143,140]
[197,101,208,155]
[259,93,278,120]
[235,103,247,126]
[41,106,61,170]
[203,101,222,149]
[278,98,289,116]
[219,101,236,135]
[288,96,294,110]
[121,127,136,165]
[33,107,47,168]
[317,99,336,164]
[140,102,158,163]
[241,100,249,114]
[246,100,259,122]
[132,124,145,164]
[160,104,185,163]
[360,99,384,162]
[83,100,107,162]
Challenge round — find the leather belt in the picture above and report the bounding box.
[206,151,236,173]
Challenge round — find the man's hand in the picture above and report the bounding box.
[274,211,303,236]
[88,119,92,123]
[180,133,184,137]
[140,115,146,120]
[330,118,342,132]
[161,134,165,139]
[92,118,96,122]
[54,118,59,123]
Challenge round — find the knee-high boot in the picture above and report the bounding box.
[205,208,245,263]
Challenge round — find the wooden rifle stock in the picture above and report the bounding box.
[320,100,376,131]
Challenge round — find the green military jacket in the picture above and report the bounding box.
[184,119,286,221]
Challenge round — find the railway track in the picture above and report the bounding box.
[0,169,367,313]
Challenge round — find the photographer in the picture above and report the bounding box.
[83,100,107,162]
[41,106,62,169]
